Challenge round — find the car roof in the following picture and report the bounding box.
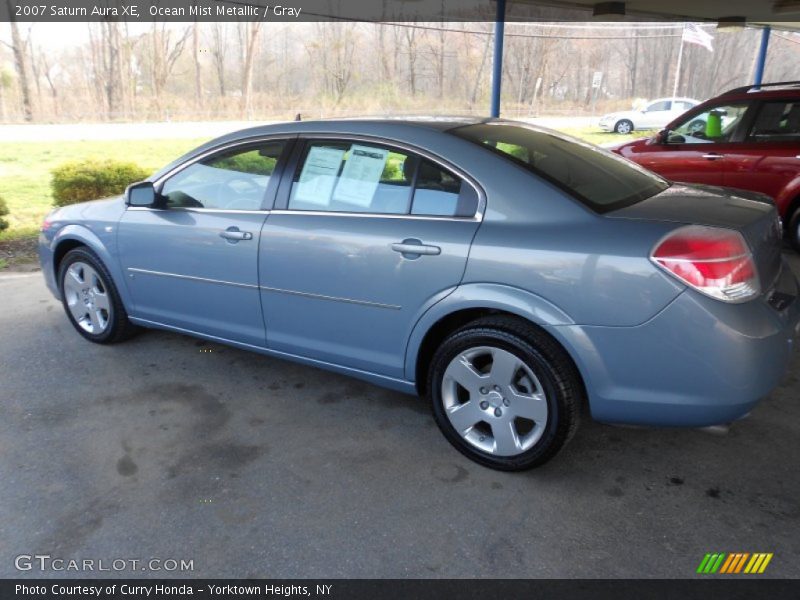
[310,115,486,131]
[147,116,498,181]
[237,116,488,136]
[194,116,490,148]
[717,81,800,101]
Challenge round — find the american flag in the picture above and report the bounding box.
[682,23,714,52]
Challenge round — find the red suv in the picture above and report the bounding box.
[613,81,800,248]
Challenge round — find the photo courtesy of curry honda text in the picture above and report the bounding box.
[38,118,800,471]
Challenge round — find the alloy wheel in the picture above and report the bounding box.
[62,261,112,334]
[440,346,549,457]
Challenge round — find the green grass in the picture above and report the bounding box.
[0,138,207,241]
[558,127,657,147]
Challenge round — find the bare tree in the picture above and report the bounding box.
[470,26,492,107]
[0,68,11,121]
[192,21,203,111]
[404,25,419,96]
[100,20,122,119]
[209,23,228,97]
[39,51,59,116]
[148,23,190,117]
[328,23,356,104]
[0,20,784,123]
[239,21,262,118]
[3,1,34,121]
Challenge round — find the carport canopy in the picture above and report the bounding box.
[489,0,800,117]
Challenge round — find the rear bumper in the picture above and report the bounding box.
[555,259,800,427]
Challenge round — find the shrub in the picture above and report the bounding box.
[51,159,150,207]
[0,194,9,231]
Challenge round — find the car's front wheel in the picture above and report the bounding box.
[428,316,582,471]
[58,247,137,344]
[614,119,633,134]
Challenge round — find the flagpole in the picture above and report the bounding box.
[672,24,686,99]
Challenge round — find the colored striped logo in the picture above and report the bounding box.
[696,553,773,574]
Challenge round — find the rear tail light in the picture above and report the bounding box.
[651,225,760,303]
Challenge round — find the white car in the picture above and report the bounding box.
[599,97,700,134]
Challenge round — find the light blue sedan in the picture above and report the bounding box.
[38,118,800,470]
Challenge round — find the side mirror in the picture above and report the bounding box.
[656,129,668,143]
[125,181,156,207]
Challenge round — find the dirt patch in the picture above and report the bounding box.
[0,235,39,271]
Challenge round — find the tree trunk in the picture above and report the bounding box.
[7,1,33,121]
[240,22,262,119]
[470,31,492,107]
[193,22,203,112]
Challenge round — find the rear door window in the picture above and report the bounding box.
[288,141,416,214]
[288,141,478,217]
[748,101,800,142]
[449,123,667,213]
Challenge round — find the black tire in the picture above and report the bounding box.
[614,119,633,134]
[788,208,800,253]
[57,246,138,344]
[427,315,583,471]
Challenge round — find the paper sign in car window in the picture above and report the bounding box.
[294,146,346,206]
[333,145,389,207]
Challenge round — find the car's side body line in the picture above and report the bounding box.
[127,267,260,290]
[259,285,402,310]
[128,316,418,395]
[128,267,407,311]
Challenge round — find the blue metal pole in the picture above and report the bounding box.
[754,26,771,88]
[490,0,506,118]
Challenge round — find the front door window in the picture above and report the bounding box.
[667,104,749,144]
[161,142,285,210]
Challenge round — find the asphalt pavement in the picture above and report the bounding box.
[1,260,798,578]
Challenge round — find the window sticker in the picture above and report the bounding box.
[333,145,389,207]
[294,146,346,206]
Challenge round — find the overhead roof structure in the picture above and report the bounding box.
[506,0,800,30]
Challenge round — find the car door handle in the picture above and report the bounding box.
[219,227,253,241]
[702,153,724,160]
[391,239,441,257]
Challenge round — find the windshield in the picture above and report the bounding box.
[449,122,669,213]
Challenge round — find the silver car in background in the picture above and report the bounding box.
[599,97,700,133]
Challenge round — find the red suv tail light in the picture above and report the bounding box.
[651,225,760,303]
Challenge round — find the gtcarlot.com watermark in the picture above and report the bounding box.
[15,554,194,573]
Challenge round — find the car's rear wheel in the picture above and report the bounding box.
[428,316,582,471]
[58,247,137,344]
[614,119,633,134]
